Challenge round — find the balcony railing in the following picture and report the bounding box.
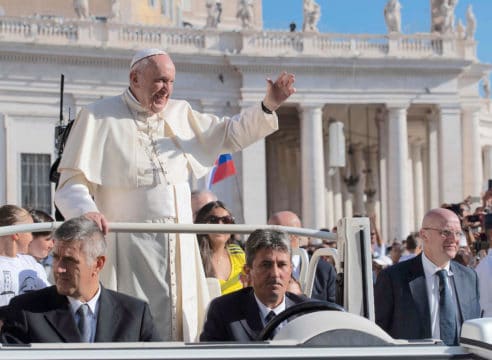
[0,16,477,61]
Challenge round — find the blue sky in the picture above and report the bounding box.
[262,0,492,65]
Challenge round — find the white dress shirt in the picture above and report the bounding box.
[254,293,287,329]
[475,249,492,317]
[68,286,101,343]
[421,252,458,340]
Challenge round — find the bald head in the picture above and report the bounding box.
[422,208,460,229]
[191,190,218,220]
[268,211,301,228]
[268,211,303,248]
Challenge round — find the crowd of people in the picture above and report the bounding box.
[0,47,489,347]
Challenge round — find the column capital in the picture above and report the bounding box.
[437,104,461,114]
[297,103,324,111]
[461,104,482,114]
[385,102,410,111]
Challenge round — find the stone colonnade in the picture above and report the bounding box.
[270,102,485,244]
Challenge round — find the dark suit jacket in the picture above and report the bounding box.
[0,285,161,343]
[200,287,307,341]
[374,254,481,340]
[311,259,336,303]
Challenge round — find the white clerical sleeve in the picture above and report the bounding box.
[54,171,99,219]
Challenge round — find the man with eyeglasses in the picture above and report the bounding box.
[374,208,480,345]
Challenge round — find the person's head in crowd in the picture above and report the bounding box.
[318,228,337,249]
[191,190,218,221]
[405,232,422,255]
[129,49,175,114]
[441,202,468,223]
[369,215,384,256]
[267,210,306,248]
[243,229,292,308]
[372,255,393,282]
[195,200,236,277]
[389,241,403,264]
[52,216,106,302]
[420,208,461,268]
[0,204,33,257]
[287,276,303,296]
[28,209,55,261]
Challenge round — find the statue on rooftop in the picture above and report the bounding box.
[483,76,491,99]
[384,0,401,34]
[303,0,321,32]
[110,0,120,20]
[205,0,222,28]
[431,0,458,34]
[456,19,465,39]
[465,4,476,40]
[236,0,254,29]
[73,0,89,19]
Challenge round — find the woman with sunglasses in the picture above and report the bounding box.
[195,201,245,295]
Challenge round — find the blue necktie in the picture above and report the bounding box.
[437,270,458,346]
[264,310,276,324]
[77,304,91,342]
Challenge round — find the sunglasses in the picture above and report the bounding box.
[205,215,235,224]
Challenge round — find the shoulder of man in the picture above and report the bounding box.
[209,286,252,308]
[450,260,477,277]
[102,287,151,309]
[7,286,59,310]
[286,291,310,304]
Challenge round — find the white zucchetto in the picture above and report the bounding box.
[130,48,168,68]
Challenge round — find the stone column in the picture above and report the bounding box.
[462,105,483,197]
[411,142,425,230]
[300,104,326,229]
[352,143,366,216]
[238,101,268,224]
[365,145,380,218]
[377,109,389,242]
[332,168,343,224]
[484,146,492,184]
[387,104,409,242]
[427,109,440,208]
[324,127,335,228]
[439,105,463,203]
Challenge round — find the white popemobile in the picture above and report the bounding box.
[0,218,490,360]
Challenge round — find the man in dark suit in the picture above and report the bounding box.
[268,211,336,302]
[375,208,480,345]
[200,229,307,341]
[0,216,161,343]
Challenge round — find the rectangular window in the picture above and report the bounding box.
[21,153,52,214]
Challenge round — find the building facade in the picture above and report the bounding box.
[0,0,491,243]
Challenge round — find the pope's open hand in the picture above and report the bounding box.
[84,211,109,235]
[263,72,296,112]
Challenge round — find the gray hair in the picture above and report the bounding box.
[53,216,106,264]
[245,229,291,266]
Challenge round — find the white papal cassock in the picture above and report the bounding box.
[54,89,278,341]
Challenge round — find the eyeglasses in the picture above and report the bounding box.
[205,215,235,224]
[423,228,464,239]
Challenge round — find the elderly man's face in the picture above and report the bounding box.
[52,240,100,301]
[131,54,175,113]
[245,248,292,308]
[421,211,461,267]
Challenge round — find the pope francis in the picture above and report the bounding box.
[54,48,296,341]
